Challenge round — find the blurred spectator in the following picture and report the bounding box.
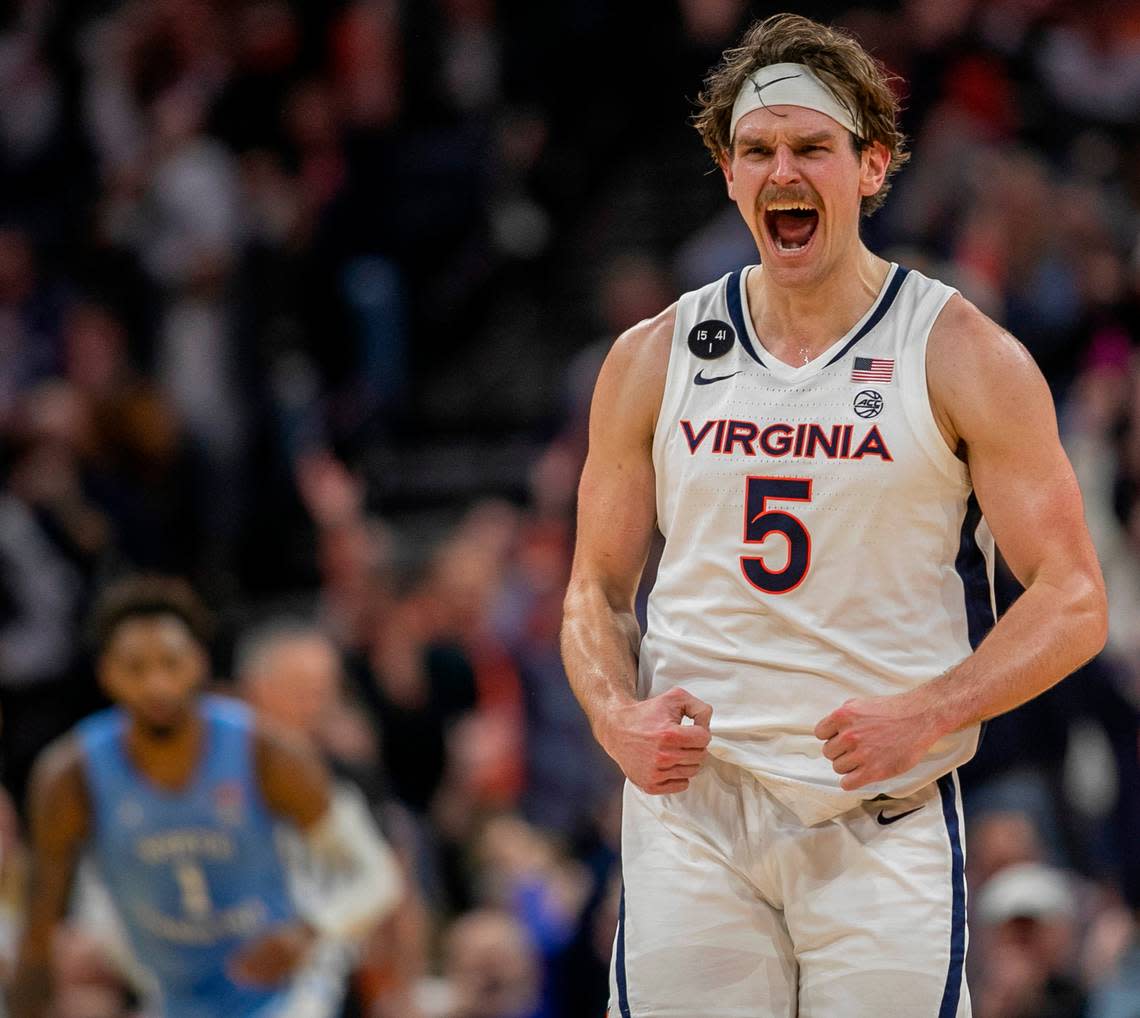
[472,815,590,1018]
[974,863,1086,1018]
[0,383,109,808]
[1035,4,1140,125]
[63,302,202,576]
[236,617,379,788]
[429,908,542,1018]
[0,228,66,424]
[968,809,1046,889]
[296,450,395,654]
[357,567,477,823]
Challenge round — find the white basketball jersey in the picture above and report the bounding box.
[642,263,996,825]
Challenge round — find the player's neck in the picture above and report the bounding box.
[749,246,890,367]
[124,709,205,791]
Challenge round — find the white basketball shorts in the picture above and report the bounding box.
[609,755,971,1018]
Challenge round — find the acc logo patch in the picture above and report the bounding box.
[853,389,883,419]
[688,320,735,360]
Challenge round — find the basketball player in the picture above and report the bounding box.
[8,576,401,1018]
[561,13,1107,1018]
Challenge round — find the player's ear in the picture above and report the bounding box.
[719,148,736,201]
[858,139,889,199]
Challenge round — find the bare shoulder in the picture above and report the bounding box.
[252,720,330,829]
[592,303,678,435]
[608,303,677,369]
[927,293,1054,448]
[27,734,89,849]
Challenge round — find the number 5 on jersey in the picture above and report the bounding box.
[742,476,812,594]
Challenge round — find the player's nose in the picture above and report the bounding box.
[769,144,800,186]
[142,668,184,699]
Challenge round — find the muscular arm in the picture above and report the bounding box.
[922,300,1107,725]
[561,308,713,794]
[817,296,1108,789]
[8,738,89,1018]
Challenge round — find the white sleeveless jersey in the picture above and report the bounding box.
[642,263,996,825]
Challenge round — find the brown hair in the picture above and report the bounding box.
[88,575,214,654]
[693,12,909,216]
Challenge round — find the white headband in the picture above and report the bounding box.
[729,62,861,141]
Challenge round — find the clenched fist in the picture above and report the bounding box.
[599,687,713,795]
[814,691,942,791]
[227,921,316,986]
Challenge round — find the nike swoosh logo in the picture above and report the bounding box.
[877,805,924,826]
[694,369,742,386]
[753,73,802,99]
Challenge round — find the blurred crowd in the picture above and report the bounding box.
[0,0,1137,1015]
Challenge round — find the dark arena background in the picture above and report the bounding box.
[0,1,1138,1016]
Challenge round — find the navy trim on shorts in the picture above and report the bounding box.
[937,774,966,1018]
[955,492,996,650]
[725,270,766,367]
[616,883,632,1018]
[824,265,910,366]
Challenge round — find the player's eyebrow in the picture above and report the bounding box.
[735,129,837,148]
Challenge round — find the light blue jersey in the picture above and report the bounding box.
[78,696,298,1018]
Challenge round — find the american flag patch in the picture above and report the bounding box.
[851,356,894,382]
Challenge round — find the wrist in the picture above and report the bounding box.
[908,679,958,743]
[592,696,637,756]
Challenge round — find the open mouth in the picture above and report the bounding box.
[763,204,819,254]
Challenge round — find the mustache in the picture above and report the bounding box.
[758,188,820,209]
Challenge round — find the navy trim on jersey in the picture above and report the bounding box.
[725,270,766,366]
[825,266,910,367]
[937,774,967,1018]
[955,492,996,649]
[616,883,632,1018]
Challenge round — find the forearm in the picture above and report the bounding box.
[918,572,1107,736]
[8,945,53,1018]
[561,579,642,749]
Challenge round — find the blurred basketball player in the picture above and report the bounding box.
[561,13,1107,1017]
[8,576,401,1018]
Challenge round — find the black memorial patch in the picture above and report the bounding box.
[688,320,735,360]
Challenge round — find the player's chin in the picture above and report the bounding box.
[138,705,189,738]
